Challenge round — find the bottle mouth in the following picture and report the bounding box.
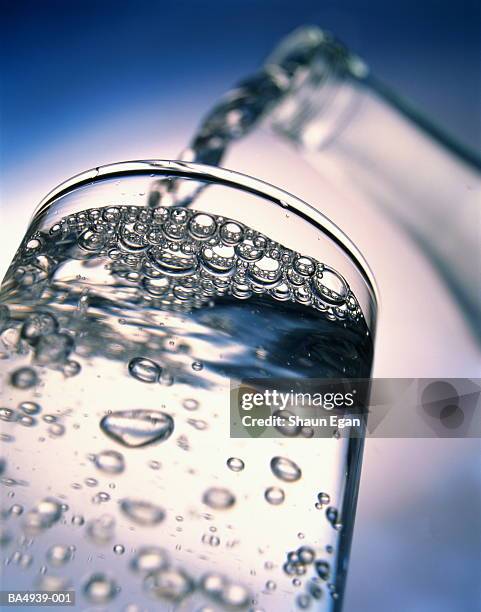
[31,159,379,310]
[264,26,368,150]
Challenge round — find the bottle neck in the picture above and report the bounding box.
[263,28,481,340]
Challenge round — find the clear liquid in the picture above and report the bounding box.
[0,205,373,610]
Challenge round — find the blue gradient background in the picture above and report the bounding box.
[1,0,480,174]
[1,2,480,612]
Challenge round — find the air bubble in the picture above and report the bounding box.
[270,456,302,482]
[315,560,330,581]
[100,409,174,448]
[317,492,330,506]
[10,367,38,389]
[21,312,58,344]
[86,514,115,543]
[46,545,74,566]
[202,487,236,510]
[48,423,65,437]
[128,357,162,383]
[94,450,125,475]
[63,360,81,377]
[119,499,166,526]
[298,546,315,564]
[227,457,245,472]
[131,546,169,573]
[92,492,111,504]
[326,506,342,530]
[23,498,63,533]
[220,221,243,244]
[264,487,285,505]
[143,567,195,602]
[19,401,41,415]
[297,594,311,609]
[182,398,199,411]
[189,213,217,238]
[83,573,118,604]
[0,408,16,422]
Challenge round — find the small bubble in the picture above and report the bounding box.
[19,415,36,427]
[265,580,276,591]
[19,401,41,415]
[131,546,169,573]
[71,515,85,526]
[85,477,98,487]
[63,360,81,377]
[83,572,118,604]
[10,504,24,516]
[221,582,251,608]
[113,544,125,555]
[176,434,190,451]
[317,492,330,506]
[202,533,220,547]
[202,487,236,510]
[315,560,330,581]
[94,450,125,475]
[159,372,174,386]
[270,456,302,482]
[48,423,65,437]
[0,408,16,422]
[191,361,203,371]
[23,498,63,533]
[148,460,162,470]
[326,507,342,530]
[128,357,162,384]
[36,574,71,592]
[144,567,195,602]
[296,593,311,609]
[227,457,245,472]
[92,492,111,504]
[21,312,58,344]
[187,418,208,431]
[86,514,115,544]
[119,499,166,526]
[10,367,38,389]
[264,487,285,506]
[46,544,73,566]
[13,551,33,569]
[298,546,315,564]
[182,398,199,411]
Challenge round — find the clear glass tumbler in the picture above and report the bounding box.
[0,160,376,611]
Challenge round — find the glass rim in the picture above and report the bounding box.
[32,159,379,307]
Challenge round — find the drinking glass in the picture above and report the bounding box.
[0,160,376,611]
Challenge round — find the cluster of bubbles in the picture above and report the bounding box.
[0,397,69,440]
[282,543,337,607]
[8,205,363,324]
